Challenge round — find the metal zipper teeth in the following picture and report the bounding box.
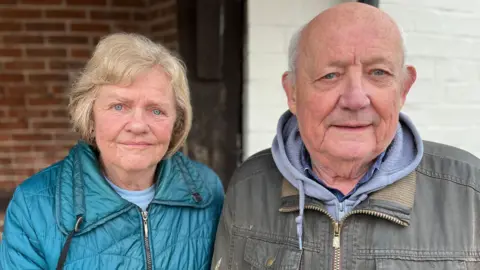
[280,204,408,270]
[343,209,409,227]
[333,222,341,270]
[279,205,408,226]
[332,209,408,270]
[142,211,153,270]
[333,248,341,270]
[281,205,340,269]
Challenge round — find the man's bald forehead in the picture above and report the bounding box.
[299,2,402,49]
[304,2,399,34]
[295,2,404,68]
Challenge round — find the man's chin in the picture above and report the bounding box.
[326,141,376,161]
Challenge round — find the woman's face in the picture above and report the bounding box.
[92,66,177,174]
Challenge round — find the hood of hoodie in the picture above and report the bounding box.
[272,110,424,216]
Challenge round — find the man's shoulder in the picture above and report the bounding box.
[228,148,282,189]
[422,140,480,167]
[224,149,284,226]
[418,140,480,191]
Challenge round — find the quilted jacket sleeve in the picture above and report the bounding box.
[0,186,47,269]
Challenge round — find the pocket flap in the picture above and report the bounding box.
[376,259,467,270]
[244,238,302,269]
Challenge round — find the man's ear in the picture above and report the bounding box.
[399,65,417,108]
[282,71,297,114]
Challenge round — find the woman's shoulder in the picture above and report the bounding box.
[6,160,64,232]
[19,160,63,194]
[175,152,222,181]
[12,159,68,215]
[169,152,225,200]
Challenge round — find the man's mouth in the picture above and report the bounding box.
[332,124,372,131]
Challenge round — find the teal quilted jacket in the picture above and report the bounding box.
[0,141,224,269]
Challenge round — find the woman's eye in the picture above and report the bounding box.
[114,104,123,111]
[152,109,161,115]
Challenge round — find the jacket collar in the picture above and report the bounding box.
[55,141,213,235]
[279,171,417,226]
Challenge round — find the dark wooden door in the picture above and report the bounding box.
[0,191,12,239]
[177,0,244,189]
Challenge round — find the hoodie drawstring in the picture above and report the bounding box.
[296,181,306,250]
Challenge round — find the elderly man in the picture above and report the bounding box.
[212,2,480,270]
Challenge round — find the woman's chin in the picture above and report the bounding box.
[116,158,160,172]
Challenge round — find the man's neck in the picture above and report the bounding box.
[311,158,373,195]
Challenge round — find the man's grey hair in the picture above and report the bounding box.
[287,25,304,84]
[287,24,407,84]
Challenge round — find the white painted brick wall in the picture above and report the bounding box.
[245,0,480,158]
[382,0,480,157]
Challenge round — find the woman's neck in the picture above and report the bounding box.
[102,163,156,191]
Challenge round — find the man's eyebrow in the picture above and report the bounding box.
[325,60,350,68]
[362,56,395,67]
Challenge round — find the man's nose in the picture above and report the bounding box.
[338,71,371,110]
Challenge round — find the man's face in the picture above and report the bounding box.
[283,20,416,163]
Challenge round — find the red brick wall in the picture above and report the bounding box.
[0,0,178,214]
[149,0,177,51]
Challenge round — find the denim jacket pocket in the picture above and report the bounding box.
[244,238,302,270]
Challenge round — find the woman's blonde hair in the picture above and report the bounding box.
[68,32,192,157]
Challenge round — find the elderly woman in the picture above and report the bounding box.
[0,33,224,269]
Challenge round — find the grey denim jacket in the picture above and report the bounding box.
[211,141,480,270]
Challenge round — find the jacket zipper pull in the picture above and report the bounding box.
[142,211,149,235]
[333,222,340,248]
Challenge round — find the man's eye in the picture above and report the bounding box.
[371,69,387,76]
[114,104,123,111]
[322,73,337,80]
[152,109,162,115]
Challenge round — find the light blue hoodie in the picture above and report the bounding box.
[271,110,424,249]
